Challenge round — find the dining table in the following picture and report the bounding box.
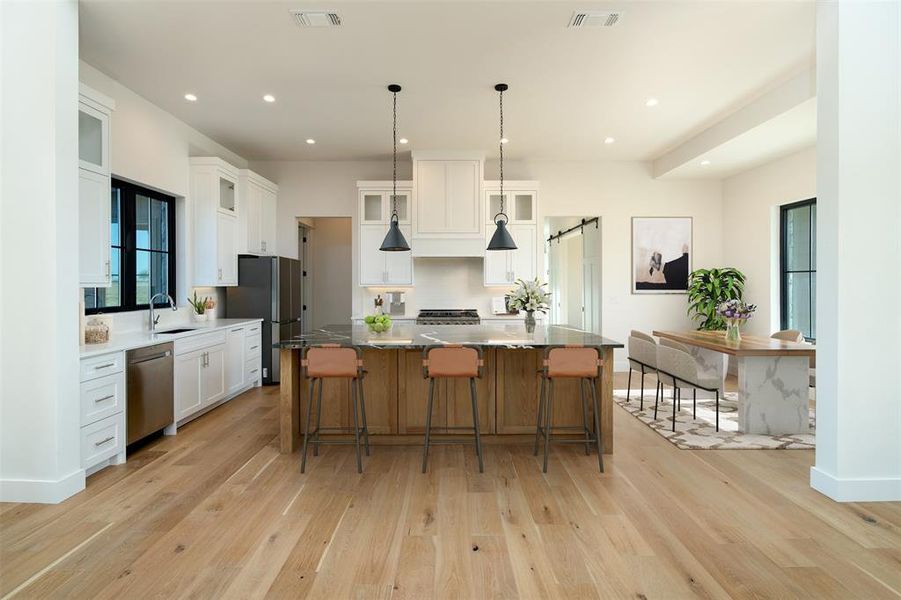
[653,330,815,434]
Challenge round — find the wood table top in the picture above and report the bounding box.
[652,330,816,357]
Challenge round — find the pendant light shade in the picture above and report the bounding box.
[488,83,516,251]
[380,83,410,252]
[380,215,409,251]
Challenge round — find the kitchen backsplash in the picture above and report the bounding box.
[80,287,224,334]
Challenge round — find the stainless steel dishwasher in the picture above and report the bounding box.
[126,342,174,445]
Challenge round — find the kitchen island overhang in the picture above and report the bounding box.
[276,323,623,455]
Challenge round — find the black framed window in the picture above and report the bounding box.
[780,198,816,341]
[84,179,176,314]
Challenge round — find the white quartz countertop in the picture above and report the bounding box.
[79,318,264,358]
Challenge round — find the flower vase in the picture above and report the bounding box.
[524,310,536,333]
[725,320,741,343]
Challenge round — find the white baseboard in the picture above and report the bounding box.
[810,466,901,502]
[0,468,85,504]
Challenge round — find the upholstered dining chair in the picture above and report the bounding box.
[627,330,658,410]
[656,340,723,432]
[771,329,804,343]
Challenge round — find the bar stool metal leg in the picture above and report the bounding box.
[580,378,591,456]
[469,377,484,473]
[313,377,323,456]
[533,375,546,456]
[421,378,435,473]
[359,376,370,456]
[542,379,554,473]
[590,377,604,473]
[301,378,316,473]
[350,378,363,474]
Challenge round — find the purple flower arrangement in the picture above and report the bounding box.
[717,299,757,322]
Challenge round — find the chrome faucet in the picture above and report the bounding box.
[149,293,177,331]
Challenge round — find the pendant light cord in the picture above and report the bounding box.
[392,89,398,219]
[498,87,504,220]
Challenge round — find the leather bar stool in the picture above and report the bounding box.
[533,345,604,473]
[300,344,369,474]
[421,344,484,474]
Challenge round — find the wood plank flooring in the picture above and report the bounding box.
[1,376,899,599]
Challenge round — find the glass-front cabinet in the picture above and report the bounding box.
[483,182,539,287]
[359,188,411,225]
[486,189,536,224]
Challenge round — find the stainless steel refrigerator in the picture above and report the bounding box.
[226,255,303,384]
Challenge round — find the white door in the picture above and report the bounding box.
[581,222,602,334]
[260,188,277,254]
[226,327,245,394]
[175,351,203,420]
[359,225,387,285]
[201,346,227,406]
[245,182,262,254]
[510,224,536,282]
[385,225,413,284]
[79,168,111,287]
[483,231,511,286]
[217,213,238,285]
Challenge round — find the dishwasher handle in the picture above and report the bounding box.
[128,350,171,365]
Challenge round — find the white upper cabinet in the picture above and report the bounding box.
[191,158,240,286]
[78,85,115,288]
[413,152,483,238]
[238,169,278,255]
[357,181,414,286]
[482,182,539,287]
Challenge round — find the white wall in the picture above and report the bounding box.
[722,146,816,336]
[308,218,353,329]
[78,62,248,332]
[1,0,84,502]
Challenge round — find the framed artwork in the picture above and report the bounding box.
[632,217,692,294]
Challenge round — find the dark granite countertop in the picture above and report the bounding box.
[274,322,623,350]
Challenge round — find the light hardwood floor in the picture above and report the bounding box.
[1,375,899,599]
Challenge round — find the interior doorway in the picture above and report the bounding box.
[545,217,602,333]
[298,217,353,331]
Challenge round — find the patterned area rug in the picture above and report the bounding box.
[614,388,816,450]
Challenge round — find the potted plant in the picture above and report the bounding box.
[686,267,746,330]
[188,291,211,322]
[509,278,551,332]
[717,299,757,342]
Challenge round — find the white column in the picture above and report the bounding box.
[0,1,84,502]
[812,0,901,501]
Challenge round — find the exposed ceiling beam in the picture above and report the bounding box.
[652,68,816,178]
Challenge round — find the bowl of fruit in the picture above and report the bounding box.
[363,314,392,334]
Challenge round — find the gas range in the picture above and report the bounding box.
[416,309,481,325]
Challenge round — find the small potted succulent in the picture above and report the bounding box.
[188,291,212,322]
[508,278,551,332]
[717,299,757,343]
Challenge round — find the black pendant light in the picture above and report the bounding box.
[487,83,517,251]
[380,84,411,252]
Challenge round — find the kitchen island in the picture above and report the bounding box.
[276,322,623,454]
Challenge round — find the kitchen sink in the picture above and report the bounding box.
[156,327,197,335]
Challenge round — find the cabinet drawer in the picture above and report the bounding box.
[80,372,124,426]
[80,351,124,382]
[81,413,123,469]
[244,333,262,357]
[174,330,227,355]
[245,358,262,383]
[245,322,262,336]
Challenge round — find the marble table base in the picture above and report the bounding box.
[738,356,810,434]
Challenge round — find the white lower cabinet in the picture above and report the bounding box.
[79,350,125,474]
[226,326,246,394]
[175,344,226,421]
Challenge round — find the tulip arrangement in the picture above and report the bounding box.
[717,299,757,342]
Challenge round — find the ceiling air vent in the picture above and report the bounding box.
[290,10,342,28]
[568,11,623,28]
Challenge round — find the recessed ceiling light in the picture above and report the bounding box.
[645,97,659,107]
[500,137,509,144]
[399,138,408,144]
[184,93,197,102]
[263,94,276,103]
[604,136,615,144]
[305,138,316,145]
[701,159,711,166]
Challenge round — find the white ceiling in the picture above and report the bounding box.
[79,1,816,163]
